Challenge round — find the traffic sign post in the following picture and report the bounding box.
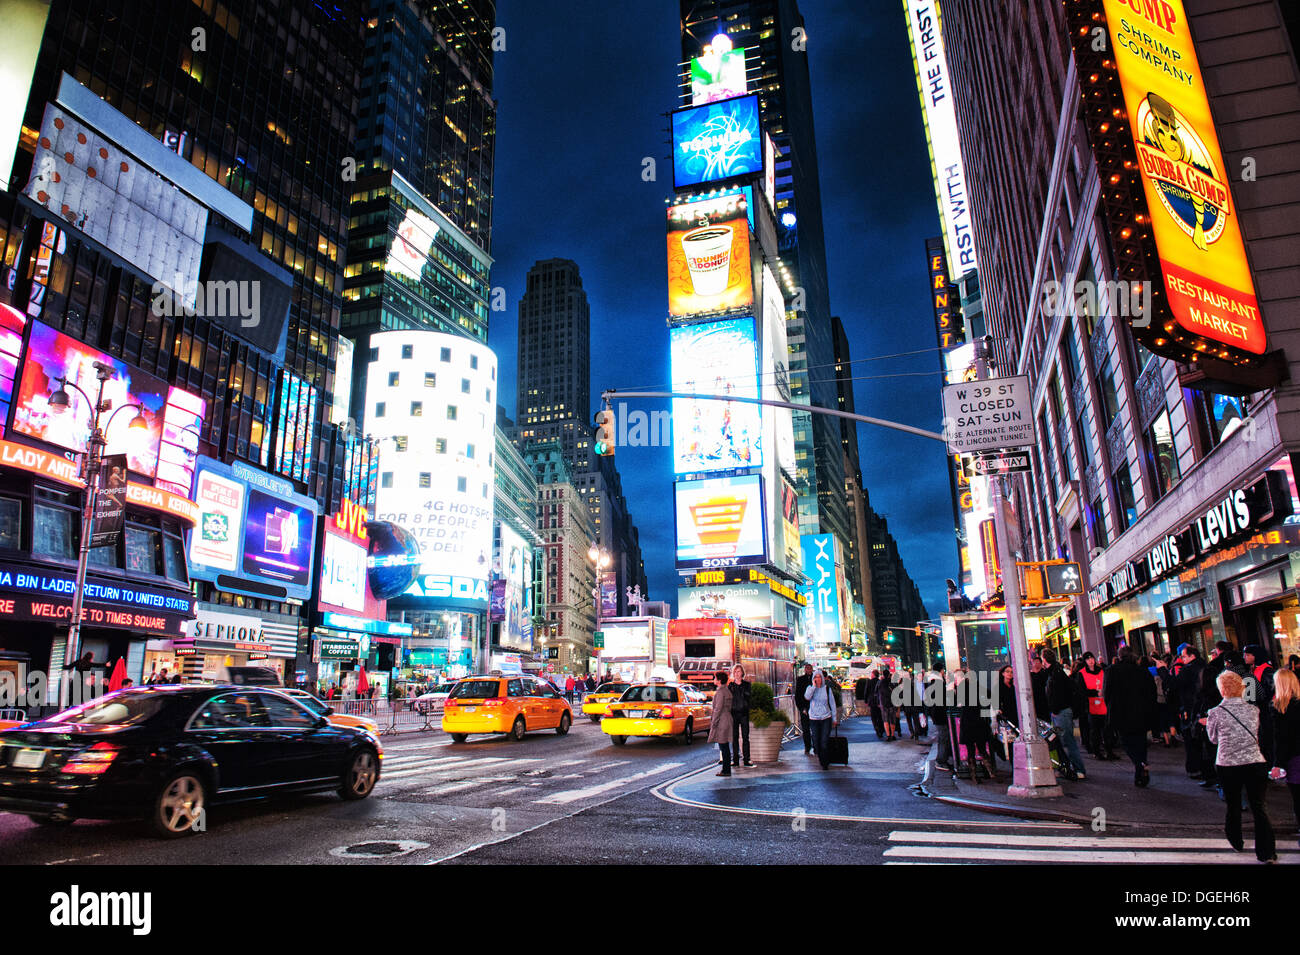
[942,375,1035,454]
[964,450,1032,477]
[594,631,604,649]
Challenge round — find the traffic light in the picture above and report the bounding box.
[594,408,615,456]
[885,630,895,645]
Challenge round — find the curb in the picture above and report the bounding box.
[928,792,1298,833]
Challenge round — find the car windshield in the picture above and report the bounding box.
[292,694,327,716]
[619,685,677,704]
[434,684,455,694]
[46,692,172,727]
[450,680,501,699]
[597,683,630,695]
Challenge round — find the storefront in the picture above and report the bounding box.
[168,605,299,684]
[311,612,413,698]
[1088,462,1300,663]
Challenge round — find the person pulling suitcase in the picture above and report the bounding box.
[804,668,842,770]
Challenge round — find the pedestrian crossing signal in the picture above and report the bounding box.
[594,409,615,456]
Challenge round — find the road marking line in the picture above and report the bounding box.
[427,776,514,795]
[888,831,1300,850]
[884,845,1294,864]
[535,763,685,805]
[380,757,525,780]
[488,786,527,797]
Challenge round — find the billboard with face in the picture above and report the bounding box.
[675,474,767,569]
[667,193,753,318]
[386,207,439,282]
[496,523,529,649]
[672,94,762,189]
[670,317,762,473]
[690,45,747,105]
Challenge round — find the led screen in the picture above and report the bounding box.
[672,94,762,189]
[675,474,767,568]
[667,194,753,318]
[671,317,762,473]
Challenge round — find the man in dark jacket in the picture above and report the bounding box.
[729,665,753,768]
[1043,649,1086,779]
[1243,644,1275,762]
[1175,643,1206,776]
[1103,647,1158,786]
[794,664,814,755]
[1029,651,1051,721]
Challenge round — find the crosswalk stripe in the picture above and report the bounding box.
[883,845,1292,864]
[381,756,531,780]
[535,763,685,805]
[889,831,1300,850]
[426,776,515,795]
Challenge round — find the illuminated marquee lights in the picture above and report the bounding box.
[1065,0,1266,367]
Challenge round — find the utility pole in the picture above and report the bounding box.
[971,338,1062,797]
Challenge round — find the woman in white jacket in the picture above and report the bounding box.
[1205,670,1277,863]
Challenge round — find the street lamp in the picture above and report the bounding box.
[587,544,611,674]
[51,361,147,706]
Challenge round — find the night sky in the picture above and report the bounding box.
[488,0,956,619]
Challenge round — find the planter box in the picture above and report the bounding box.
[749,721,786,763]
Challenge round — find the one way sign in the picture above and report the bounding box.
[964,451,1032,477]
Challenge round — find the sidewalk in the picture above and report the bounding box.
[665,714,1300,833]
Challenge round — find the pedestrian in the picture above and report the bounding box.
[993,665,1017,763]
[708,672,735,777]
[122,678,134,688]
[804,668,839,770]
[955,668,997,779]
[730,664,753,768]
[1269,668,1300,843]
[564,674,575,704]
[1243,644,1276,763]
[1103,647,1157,787]
[1043,648,1086,780]
[1151,653,1177,746]
[1080,653,1118,760]
[1289,655,1300,674]
[585,673,596,693]
[902,669,925,739]
[925,668,954,771]
[1030,651,1050,722]
[1070,656,1093,753]
[865,669,886,739]
[794,663,815,756]
[854,673,869,717]
[1204,670,1277,863]
[1175,644,1207,776]
[874,669,899,741]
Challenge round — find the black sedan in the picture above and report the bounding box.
[0,684,382,837]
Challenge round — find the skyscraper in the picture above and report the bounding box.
[680,0,850,556]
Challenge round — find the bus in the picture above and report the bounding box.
[668,617,797,697]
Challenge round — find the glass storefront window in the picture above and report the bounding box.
[33,502,75,560]
[0,497,19,550]
[126,525,162,575]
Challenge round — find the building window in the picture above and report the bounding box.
[466,443,475,459]
[435,438,447,454]
[125,525,162,576]
[388,372,399,387]
[461,378,470,393]
[375,402,386,417]
[1193,392,1246,451]
[447,405,458,420]
[410,401,422,416]
[1112,463,1137,532]
[470,354,478,369]
[1088,494,1108,550]
[457,476,467,493]
[0,497,20,550]
[402,344,414,360]
[424,372,436,388]
[394,436,408,452]
[163,523,187,583]
[440,347,451,362]
[381,472,394,488]
[1145,409,1180,500]
[482,483,489,498]
[33,495,76,561]
[419,473,431,488]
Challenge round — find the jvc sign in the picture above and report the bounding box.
[942,376,1035,454]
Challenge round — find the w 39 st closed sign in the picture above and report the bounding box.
[942,376,1035,454]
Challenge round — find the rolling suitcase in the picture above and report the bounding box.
[825,723,849,765]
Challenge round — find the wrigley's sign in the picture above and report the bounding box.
[1089,470,1291,610]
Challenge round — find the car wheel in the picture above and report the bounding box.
[510,716,527,741]
[26,814,74,827]
[450,733,468,744]
[588,714,600,723]
[556,712,571,735]
[682,719,694,745]
[153,771,206,839]
[340,747,379,800]
[610,735,627,746]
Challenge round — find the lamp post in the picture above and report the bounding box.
[588,544,611,674]
[50,361,148,707]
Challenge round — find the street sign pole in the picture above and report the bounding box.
[972,339,1062,797]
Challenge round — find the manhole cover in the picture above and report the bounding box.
[330,840,429,859]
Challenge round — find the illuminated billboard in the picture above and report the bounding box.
[187,456,319,601]
[368,330,496,597]
[1067,0,1264,365]
[13,320,206,482]
[760,264,796,479]
[670,317,762,473]
[677,582,772,626]
[386,207,439,282]
[802,533,843,646]
[667,193,753,317]
[0,305,26,435]
[274,369,317,484]
[319,498,384,619]
[495,523,530,649]
[904,0,977,280]
[24,104,206,305]
[672,94,762,189]
[675,474,767,569]
[690,40,747,105]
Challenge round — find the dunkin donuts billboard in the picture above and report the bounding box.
[666,193,754,317]
[1068,0,1265,366]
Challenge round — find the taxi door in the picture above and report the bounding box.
[528,678,564,728]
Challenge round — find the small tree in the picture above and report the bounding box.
[749,681,790,728]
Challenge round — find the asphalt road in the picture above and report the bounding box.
[4,716,1287,865]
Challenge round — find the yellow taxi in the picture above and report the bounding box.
[281,688,380,734]
[442,674,572,742]
[602,682,713,746]
[581,681,632,722]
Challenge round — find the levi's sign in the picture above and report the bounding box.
[942,376,1035,454]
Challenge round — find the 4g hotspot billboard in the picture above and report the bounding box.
[1068,0,1265,366]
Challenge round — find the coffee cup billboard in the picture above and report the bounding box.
[667,194,753,317]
